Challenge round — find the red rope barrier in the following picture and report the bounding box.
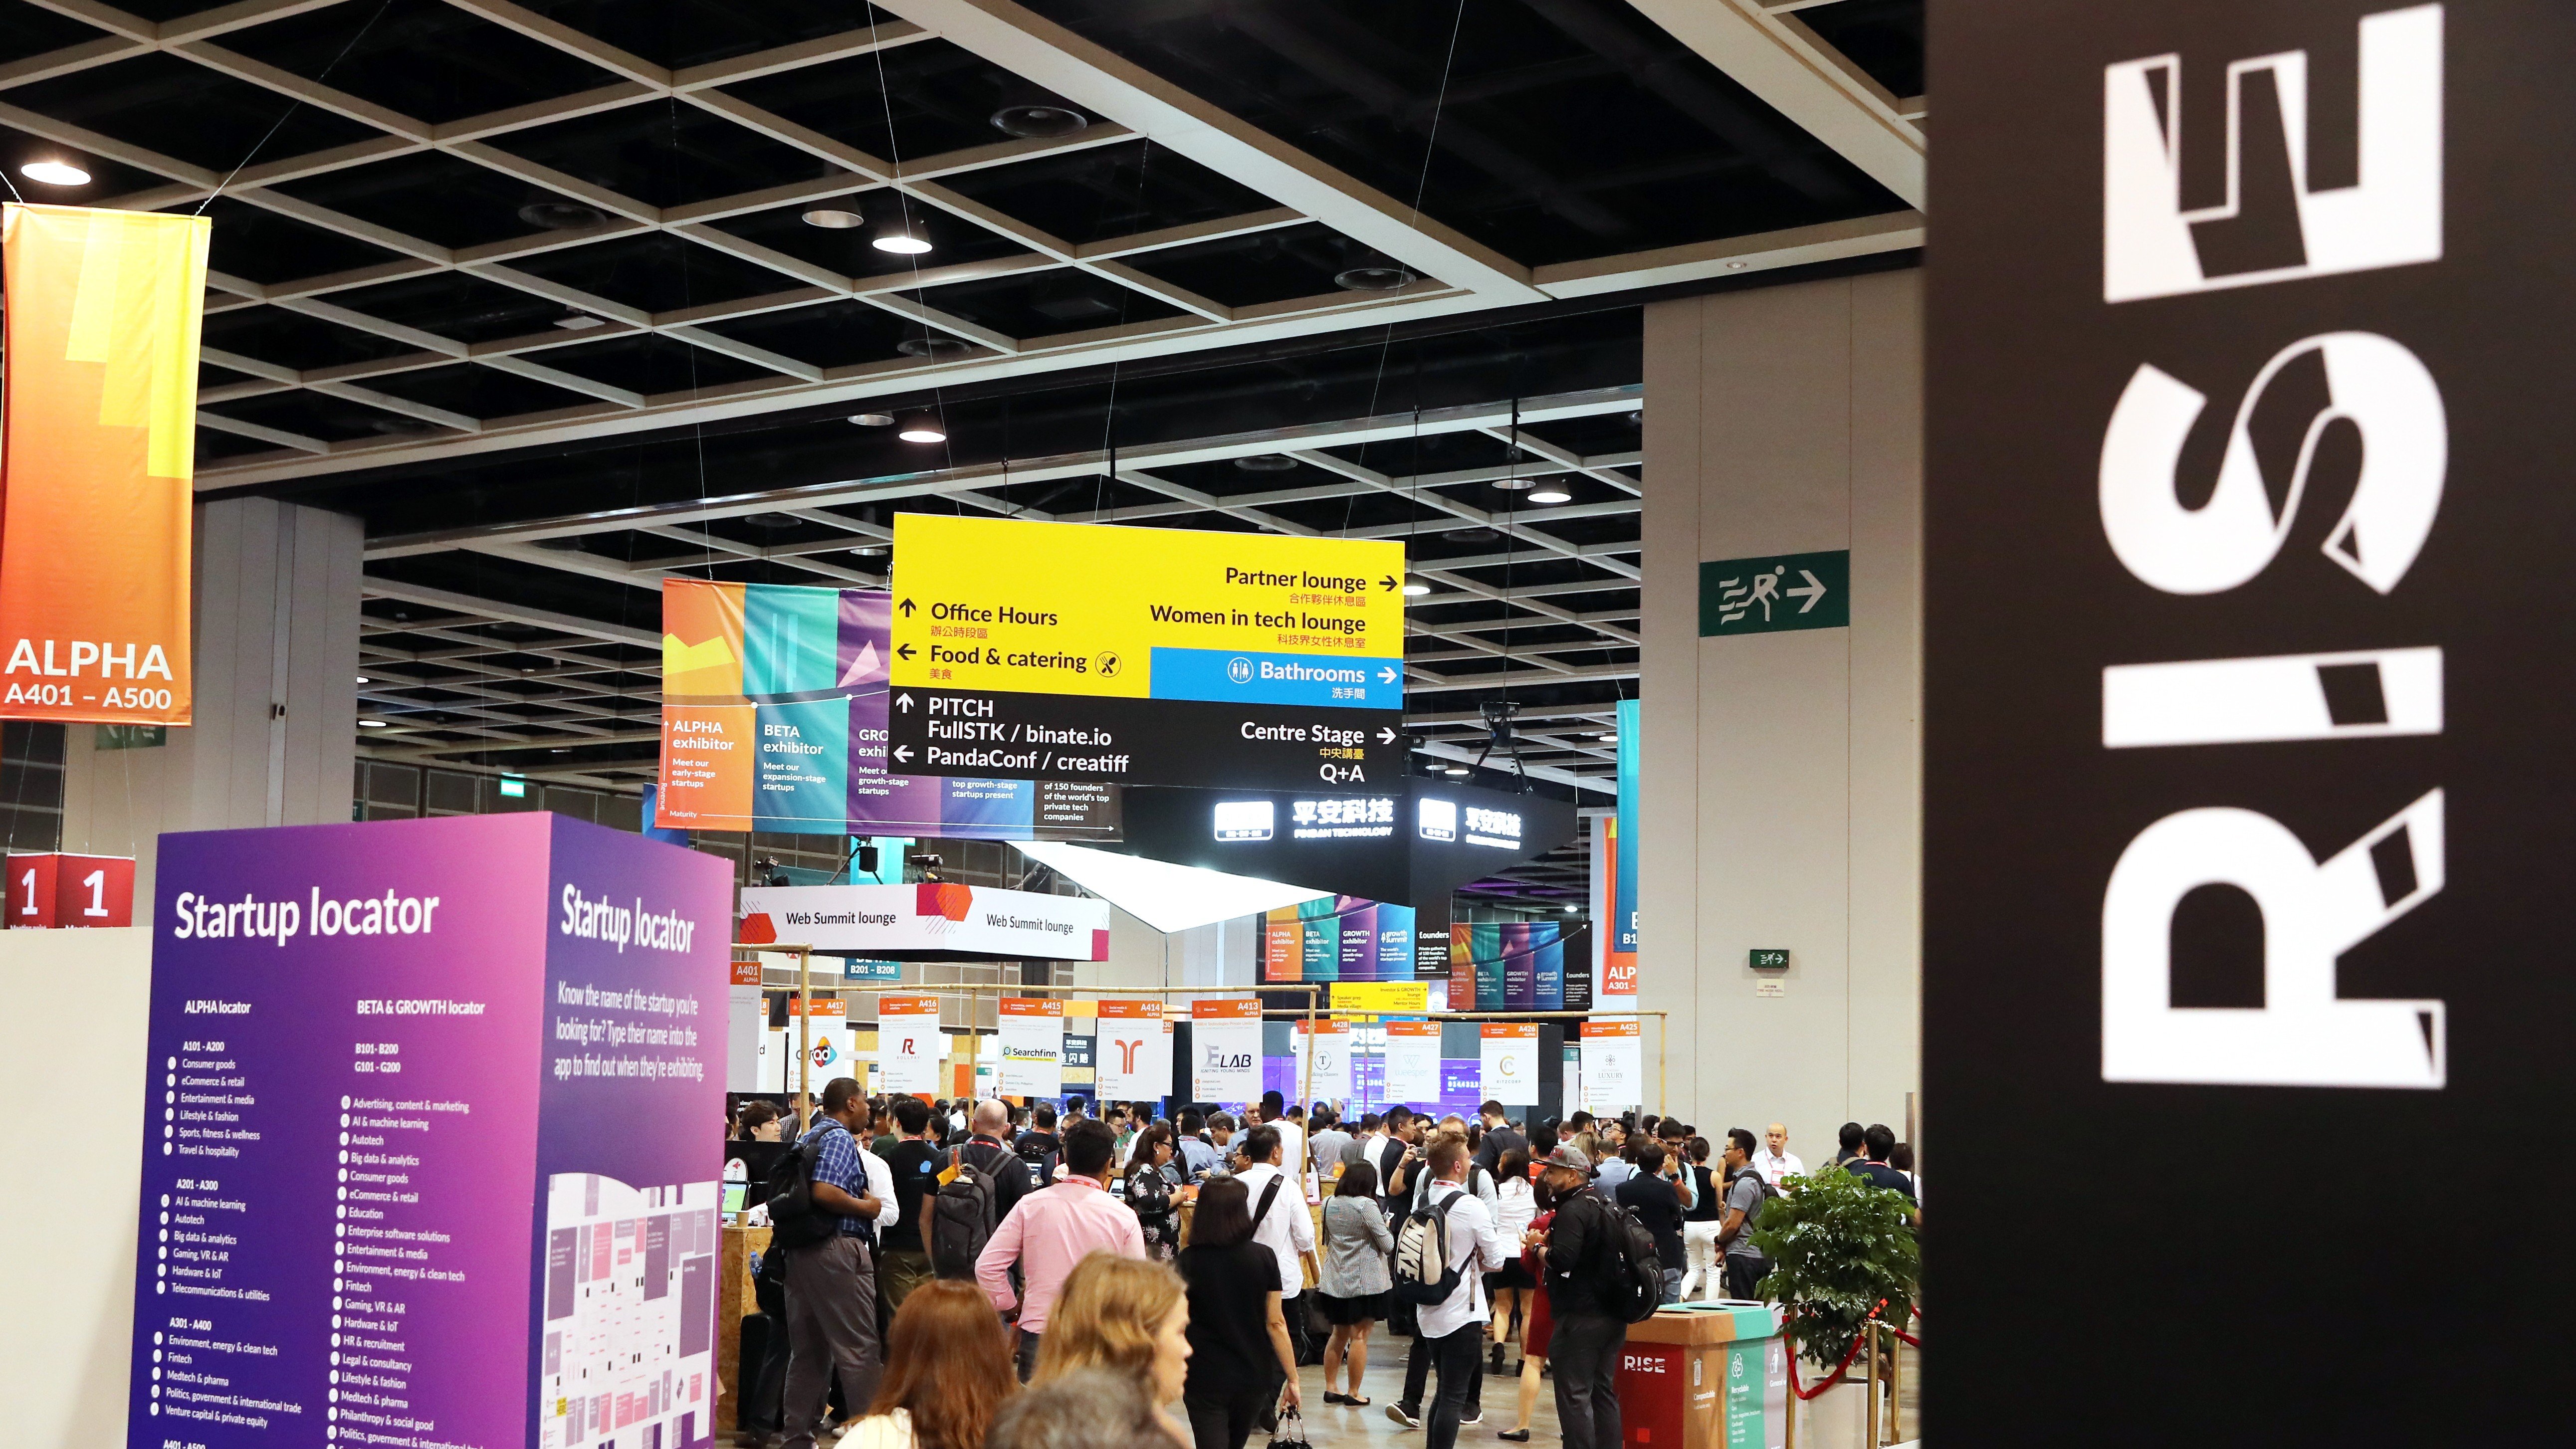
[1782,1298,1924,1398]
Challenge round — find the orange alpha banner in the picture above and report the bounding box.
[0,204,209,725]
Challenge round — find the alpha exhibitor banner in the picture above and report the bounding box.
[1380,1020,1443,1107]
[1095,1000,1171,1101]
[0,205,208,725]
[1580,1018,1642,1114]
[996,997,1065,1098]
[1480,1022,1540,1105]
[1190,998,1262,1102]
[1294,1019,1353,1103]
[877,994,942,1094]
[1263,896,1417,982]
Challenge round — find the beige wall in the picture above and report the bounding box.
[62,498,364,925]
[1637,270,1923,1165]
[0,927,151,1448]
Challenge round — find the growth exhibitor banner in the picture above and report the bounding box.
[1095,1000,1171,1101]
[877,994,942,1095]
[996,997,1065,1098]
[0,205,209,725]
[1190,999,1261,1102]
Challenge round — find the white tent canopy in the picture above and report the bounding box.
[1008,841,1328,933]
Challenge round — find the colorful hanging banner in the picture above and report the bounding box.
[1605,696,1640,1002]
[996,997,1066,1098]
[1189,998,1262,1102]
[655,579,1122,839]
[876,994,942,1094]
[1095,1000,1171,1101]
[1450,921,1567,1012]
[1380,1020,1444,1106]
[1262,896,1417,983]
[1479,1022,1541,1105]
[1580,1018,1643,1114]
[0,205,209,725]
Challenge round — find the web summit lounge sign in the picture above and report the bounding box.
[1928,2,2567,1440]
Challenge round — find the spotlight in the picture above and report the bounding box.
[1333,264,1417,292]
[1527,486,1572,505]
[802,207,864,229]
[1562,902,1578,914]
[1401,579,1432,597]
[22,159,90,186]
[1726,260,1749,270]
[896,414,946,443]
[354,676,370,685]
[990,103,1087,139]
[359,720,388,728]
[848,413,895,426]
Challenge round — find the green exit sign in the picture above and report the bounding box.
[1701,550,1849,635]
[1749,949,1790,970]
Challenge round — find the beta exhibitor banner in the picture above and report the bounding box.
[1381,1020,1443,1107]
[1580,1018,1642,1114]
[1190,998,1261,1103]
[1480,1023,1540,1106]
[1,205,209,725]
[996,997,1064,1098]
[1095,1000,1171,1101]
[877,995,942,1094]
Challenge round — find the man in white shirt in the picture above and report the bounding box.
[1308,1107,1353,1181]
[1399,1134,1506,1449]
[1258,1091,1305,1194]
[1757,1123,1806,1189]
[1234,1124,1320,1363]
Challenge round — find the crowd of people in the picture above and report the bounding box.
[724,1087,1920,1449]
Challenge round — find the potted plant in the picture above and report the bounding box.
[1746,1166,1919,1377]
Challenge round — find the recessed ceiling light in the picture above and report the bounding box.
[897,414,946,443]
[1334,264,1418,292]
[896,337,975,360]
[852,545,885,556]
[355,675,370,684]
[1726,260,1749,270]
[803,207,864,229]
[1443,525,1501,543]
[849,413,896,426]
[21,160,89,186]
[517,201,608,230]
[991,103,1087,139]
[553,313,604,331]
[1491,477,1535,492]
[1562,902,1579,914]
[1527,486,1572,505]
[359,719,388,728]
[1234,454,1298,473]
[1401,580,1432,597]
[1443,765,1470,777]
[873,230,932,255]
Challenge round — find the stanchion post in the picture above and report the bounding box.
[1784,1331,1798,1449]
[1865,1324,1880,1448]
[1885,1326,1902,1444]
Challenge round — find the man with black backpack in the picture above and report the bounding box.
[975,1117,1142,1380]
[1718,1128,1780,1302]
[771,1077,887,1449]
[1537,1141,1639,1449]
[1386,1134,1506,1449]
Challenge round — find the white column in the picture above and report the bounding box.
[60,498,364,922]
[1637,270,1923,1159]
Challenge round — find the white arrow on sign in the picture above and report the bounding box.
[1377,665,1401,684]
[1376,726,1397,744]
[892,745,913,763]
[895,692,913,712]
[1785,569,1829,614]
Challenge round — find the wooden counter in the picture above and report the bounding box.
[717,1223,771,1435]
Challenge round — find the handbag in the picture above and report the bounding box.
[1264,1403,1310,1449]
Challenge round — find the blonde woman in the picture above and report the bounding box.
[1032,1251,1194,1448]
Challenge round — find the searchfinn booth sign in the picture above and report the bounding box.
[131,813,732,1449]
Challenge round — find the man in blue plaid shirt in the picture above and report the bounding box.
[784,1077,885,1449]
